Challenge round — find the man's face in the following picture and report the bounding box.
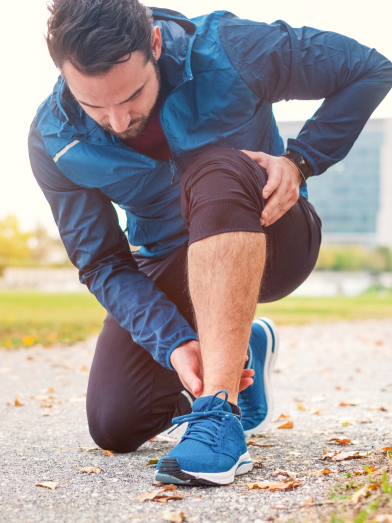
[62,27,162,139]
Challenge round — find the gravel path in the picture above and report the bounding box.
[1,320,391,523]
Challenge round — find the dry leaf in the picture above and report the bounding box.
[102,450,115,456]
[40,404,53,409]
[154,495,185,503]
[81,365,89,372]
[80,447,99,453]
[278,421,293,429]
[309,410,322,415]
[148,458,159,465]
[297,404,306,411]
[272,469,297,479]
[370,406,387,412]
[328,438,352,445]
[382,447,392,452]
[137,484,178,503]
[339,399,361,407]
[247,441,274,447]
[77,466,103,474]
[14,399,23,407]
[242,480,301,491]
[36,482,58,490]
[47,387,55,393]
[163,512,186,523]
[324,451,370,462]
[129,511,186,522]
[350,484,380,504]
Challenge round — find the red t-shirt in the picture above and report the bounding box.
[122,101,171,161]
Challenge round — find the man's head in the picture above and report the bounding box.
[46,0,162,138]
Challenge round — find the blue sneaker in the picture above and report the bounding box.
[155,391,252,485]
[238,317,279,435]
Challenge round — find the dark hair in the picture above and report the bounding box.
[46,0,154,75]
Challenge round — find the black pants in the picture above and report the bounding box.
[87,149,321,452]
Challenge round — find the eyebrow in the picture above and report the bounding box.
[77,83,146,109]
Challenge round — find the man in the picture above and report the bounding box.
[29,0,392,486]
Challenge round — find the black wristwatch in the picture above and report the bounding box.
[280,149,313,181]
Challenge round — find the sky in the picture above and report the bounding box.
[1,0,392,234]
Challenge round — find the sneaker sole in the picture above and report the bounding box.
[155,451,253,486]
[243,317,279,436]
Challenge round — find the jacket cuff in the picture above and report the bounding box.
[286,142,319,177]
[166,334,199,371]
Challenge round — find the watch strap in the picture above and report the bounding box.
[280,149,313,181]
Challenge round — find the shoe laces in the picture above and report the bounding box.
[169,390,239,447]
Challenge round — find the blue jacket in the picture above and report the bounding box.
[28,8,392,369]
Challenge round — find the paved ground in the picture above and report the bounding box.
[0,320,391,523]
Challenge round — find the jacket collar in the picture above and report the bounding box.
[52,8,197,142]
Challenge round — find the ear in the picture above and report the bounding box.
[151,26,162,61]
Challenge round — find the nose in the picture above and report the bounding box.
[108,107,132,133]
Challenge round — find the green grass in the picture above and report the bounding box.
[0,291,106,348]
[1,288,392,348]
[256,288,392,325]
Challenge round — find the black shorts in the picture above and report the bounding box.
[86,148,322,452]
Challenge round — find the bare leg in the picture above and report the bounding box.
[188,231,266,404]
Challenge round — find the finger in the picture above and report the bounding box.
[263,193,298,226]
[241,368,255,378]
[262,169,281,200]
[262,182,290,224]
[239,377,254,392]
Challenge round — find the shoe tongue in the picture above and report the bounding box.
[192,395,232,413]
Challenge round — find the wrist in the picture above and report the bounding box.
[280,156,303,186]
[280,149,313,181]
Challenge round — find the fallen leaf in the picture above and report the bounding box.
[247,441,274,447]
[137,485,178,503]
[328,438,352,445]
[297,404,306,411]
[330,451,370,462]
[274,414,291,421]
[272,469,297,479]
[163,512,186,523]
[129,512,186,522]
[148,458,159,465]
[335,386,342,390]
[321,469,331,475]
[370,406,387,412]
[154,495,185,503]
[367,466,377,473]
[149,437,156,441]
[14,398,23,407]
[340,399,361,407]
[242,480,301,491]
[375,340,384,346]
[81,365,89,372]
[36,482,58,490]
[102,450,115,456]
[47,387,55,393]
[77,466,103,474]
[40,404,53,409]
[278,421,293,429]
[382,447,392,452]
[79,447,99,453]
[309,410,322,415]
[351,485,370,504]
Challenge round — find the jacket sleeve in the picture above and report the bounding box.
[219,15,392,175]
[28,120,197,369]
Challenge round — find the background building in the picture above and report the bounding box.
[278,118,392,246]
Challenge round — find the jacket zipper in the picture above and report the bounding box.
[169,158,175,185]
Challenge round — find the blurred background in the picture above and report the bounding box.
[1,0,392,349]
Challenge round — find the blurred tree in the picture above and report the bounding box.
[0,215,32,268]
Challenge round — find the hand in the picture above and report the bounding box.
[241,150,303,227]
[170,340,255,398]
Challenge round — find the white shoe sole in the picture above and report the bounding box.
[181,451,253,485]
[243,317,279,436]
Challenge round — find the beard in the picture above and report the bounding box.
[102,57,161,140]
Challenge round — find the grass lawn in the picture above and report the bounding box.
[1,288,392,348]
